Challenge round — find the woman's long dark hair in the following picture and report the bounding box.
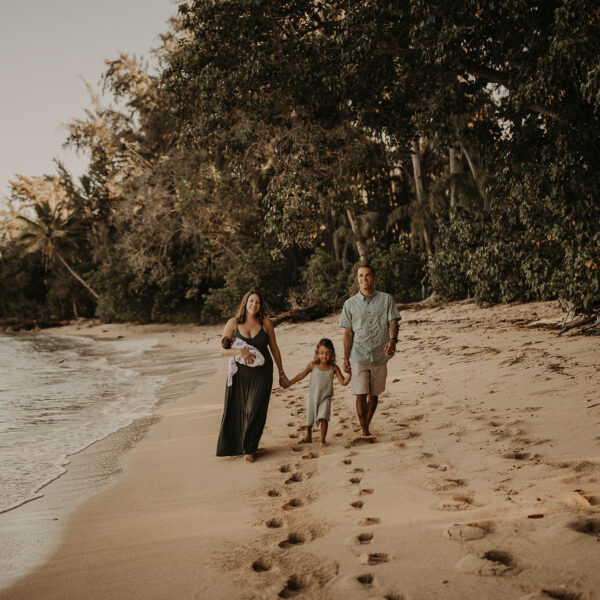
[235,289,268,324]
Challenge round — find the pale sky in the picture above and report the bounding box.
[0,0,178,201]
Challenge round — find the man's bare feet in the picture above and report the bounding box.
[320,440,327,447]
[300,437,312,444]
[243,453,255,462]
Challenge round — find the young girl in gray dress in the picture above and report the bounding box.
[288,338,351,446]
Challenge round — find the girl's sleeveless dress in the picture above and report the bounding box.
[216,327,273,456]
[306,366,333,427]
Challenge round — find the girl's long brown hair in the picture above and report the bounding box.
[313,338,336,365]
[235,289,267,324]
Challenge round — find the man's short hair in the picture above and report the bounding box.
[358,263,375,276]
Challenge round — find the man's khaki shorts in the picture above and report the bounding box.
[350,361,387,396]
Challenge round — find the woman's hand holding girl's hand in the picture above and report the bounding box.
[279,373,291,389]
[240,347,255,365]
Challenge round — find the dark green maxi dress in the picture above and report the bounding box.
[216,327,273,456]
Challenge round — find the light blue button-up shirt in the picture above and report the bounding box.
[339,290,400,365]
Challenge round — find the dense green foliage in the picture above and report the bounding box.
[1,1,599,323]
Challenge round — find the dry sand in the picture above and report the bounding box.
[1,300,599,600]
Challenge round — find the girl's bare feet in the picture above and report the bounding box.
[300,426,312,444]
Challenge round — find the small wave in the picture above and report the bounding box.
[0,333,209,512]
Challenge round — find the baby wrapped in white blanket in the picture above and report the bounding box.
[227,338,265,386]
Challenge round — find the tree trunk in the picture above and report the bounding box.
[449,145,459,217]
[56,252,100,301]
[460,141,488,210]
[345,207,368,263]
[411,139,426,209]
[410,140,433,262]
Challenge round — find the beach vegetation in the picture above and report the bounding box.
[0,1,598,323]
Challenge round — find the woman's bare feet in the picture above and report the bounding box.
[244,453,255,463]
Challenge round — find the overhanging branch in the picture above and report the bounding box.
[466,66,560,120]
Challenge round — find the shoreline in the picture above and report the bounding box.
[0,323,220,591]
[2,301,599,599]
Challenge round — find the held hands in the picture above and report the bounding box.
[279,373,291,389]
[343,357,351,374]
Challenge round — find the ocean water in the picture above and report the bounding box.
[0,332,204,513]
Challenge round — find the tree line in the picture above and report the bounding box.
[1,0,598,324]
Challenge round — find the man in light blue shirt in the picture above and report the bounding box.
[340,265,400,436]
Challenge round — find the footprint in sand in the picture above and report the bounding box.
[582,493,600,506]
[348,436,377,447]
[285,473,303,484]
[251,558,272,572]
[426,463,449,472]
[446,523,491,541]
[291,446,303,452]
[456,550,520,576]
[569,518,600,537]
[342,459,352,465]
[289,433,298,439]
[502,451,531,461]
[279,464,291,473]
[361,517,381,526]
[335,432,344,437]
[350,477,362,484]
[425,478,466,491]
[359,552,389,565]
[352,467,364,473]
[278,532,306,548]
[521,589,588,599]
[357,532,373,544]
[437,493,475,511]
[356,573,375,587]
[266,518,283,528]
[282,498,304,510]
[350,501,364,509]
[278,575,306,598]
[360,488,374,495]
[268,489,280,497]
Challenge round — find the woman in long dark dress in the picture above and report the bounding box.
[216,290,290,462]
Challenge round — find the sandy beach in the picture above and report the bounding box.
[1,300,599,600]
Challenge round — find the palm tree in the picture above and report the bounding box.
[17,200,99,301]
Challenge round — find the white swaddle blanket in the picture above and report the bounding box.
[227,338,265,386]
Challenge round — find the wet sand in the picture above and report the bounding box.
[1,301,599,599]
